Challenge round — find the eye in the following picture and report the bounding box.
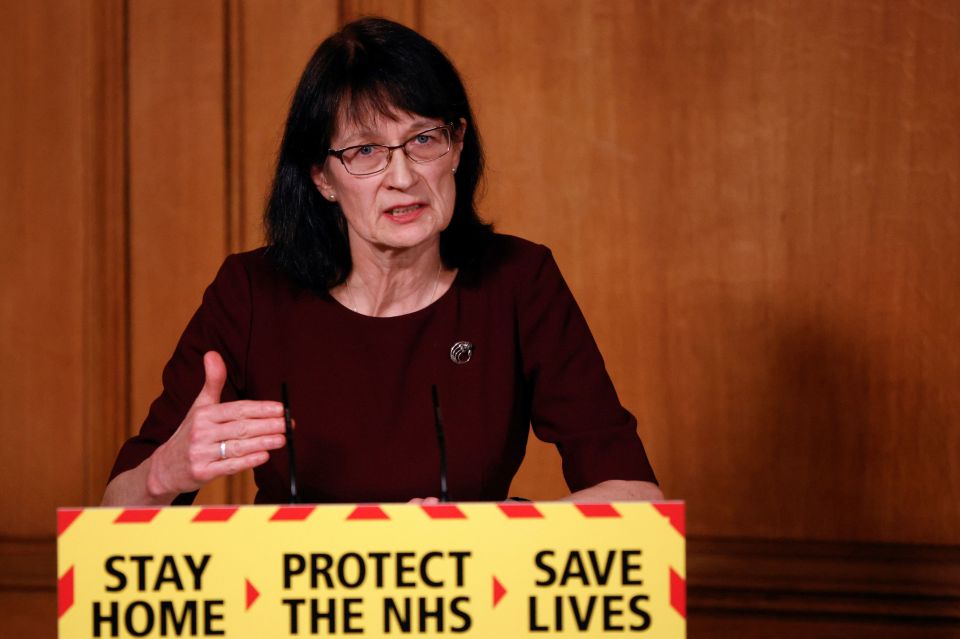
[413,132,436,145]
[357,145,375,156]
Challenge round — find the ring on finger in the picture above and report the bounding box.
[219,440,228,461]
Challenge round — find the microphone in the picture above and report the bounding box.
[430,384,450,502]
[281,382,299,504]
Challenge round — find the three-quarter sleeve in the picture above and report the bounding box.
[517,246,656,491]
[108,254,252,503]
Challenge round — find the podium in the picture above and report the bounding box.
[57,502,685,637]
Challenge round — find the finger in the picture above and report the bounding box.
[193,351,227,408]
[209,451,272,477]
[422,497,440,505]
[219,434,286,460]
[210,400,284,422]
[408,498,425,505]
[208,417,287,442]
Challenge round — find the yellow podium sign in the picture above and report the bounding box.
[58,502,685,638]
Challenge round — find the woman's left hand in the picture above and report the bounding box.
[407,481,662,504]
[563,480,663,502]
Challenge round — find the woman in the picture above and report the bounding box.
[103,17,661,506]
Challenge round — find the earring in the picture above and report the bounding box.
[452,168,457,174]
[328,193,335,201]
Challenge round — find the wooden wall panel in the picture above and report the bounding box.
[235,1,339,251]
[224,0,340,499]
[0,1,93,537]
[83,0,129,516]
[128,0,230,503]
[0,2,121,637]
[0,592,54,639]
[689,614,960,639]
[425,0,960,546]
[342,0,420,26]
[2,1,959,636]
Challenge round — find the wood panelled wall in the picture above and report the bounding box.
[1,1,958,637]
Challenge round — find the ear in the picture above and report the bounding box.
[452,118,468,144]
[310,164,334,197]
[450,118,468,171]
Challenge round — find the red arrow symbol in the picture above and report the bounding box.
[492,575,507,607]
[245,579,260,610]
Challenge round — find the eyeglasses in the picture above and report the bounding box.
[327,124,454,176]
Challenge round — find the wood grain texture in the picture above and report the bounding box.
[127,0,230,504]
[688,537,960,621]
[0,591,54,639]
[342,0,420,27]
[236,0,339,252]
[224,0,341,501]
[425,0,960,545]
[0,4,127,636]
[689,613,960,639]
[0,540,55,638]
[2,2,959,635]
[83,0,129,509]
[0,0,93,536]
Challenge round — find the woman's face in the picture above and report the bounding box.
[312,110,463,260]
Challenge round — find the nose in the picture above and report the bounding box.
[383,147,417,189]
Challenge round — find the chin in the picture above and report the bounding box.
[380,220,445,245]
[371,228,440,252]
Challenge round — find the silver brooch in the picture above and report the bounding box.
[450,341,473,364]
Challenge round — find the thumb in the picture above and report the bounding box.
[193,351,227,407]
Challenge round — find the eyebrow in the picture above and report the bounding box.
[336,119,440,147]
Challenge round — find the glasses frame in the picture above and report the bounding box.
[327,123,455,176]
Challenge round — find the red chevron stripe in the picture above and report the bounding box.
[57,509,82,536]
[192,507,239,522]
[575,504,621,518]
[653,502,686,536]
[422,504,466,519]
[114,508,161,523]
[347,505,390,520]
[497,503,543,518]
[57,567,74,618]
[670,568,686,618]
[269,506,316,521]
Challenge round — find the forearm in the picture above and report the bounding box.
[100,455,178,507]
[561,479,663,503]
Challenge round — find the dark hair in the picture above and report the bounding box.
[264,17,492,292]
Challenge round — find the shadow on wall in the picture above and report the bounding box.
[764,306,932,543]
[686,305,959,627]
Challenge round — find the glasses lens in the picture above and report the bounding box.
[342,145,389,175]
[337,127,452,175]
[404,127,451,163]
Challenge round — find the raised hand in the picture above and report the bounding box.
[144,351,287,501]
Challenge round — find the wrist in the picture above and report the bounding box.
[143,450,177,504]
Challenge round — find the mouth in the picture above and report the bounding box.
[383,203,426,223]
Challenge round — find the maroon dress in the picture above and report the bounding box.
[109,234,656,503]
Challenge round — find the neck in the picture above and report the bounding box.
[339,241,447,317]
